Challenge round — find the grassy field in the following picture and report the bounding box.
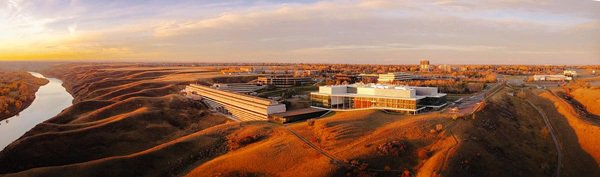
[569,88,600,116]
[445,87,558,177]
[0,64,232,175]
[2,64,598,177]
[529,89,600,176]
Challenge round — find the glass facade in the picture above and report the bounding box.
[310,94,331,108]
[310,94,422,111]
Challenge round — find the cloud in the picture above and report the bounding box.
[0,0,598,64]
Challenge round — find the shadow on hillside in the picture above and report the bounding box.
[530,93,600,177]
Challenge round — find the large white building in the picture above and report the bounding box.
[563,70,577,77]
[183,84,286,121]
[310,84,447,114]
[377,72,414,83]
[533,75,572,81]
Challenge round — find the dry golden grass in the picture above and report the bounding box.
[538,91,600,165]
[445,87,558,177]
[2,122,243,177]
[569,88,600,116]
[0,64,232,175]
[186,123,335,177]
[4,63,592,177]
[286,110,454,176]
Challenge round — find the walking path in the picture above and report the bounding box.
[527,100,562,177]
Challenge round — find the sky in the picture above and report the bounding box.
[0,0,599,64]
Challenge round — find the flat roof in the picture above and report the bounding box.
[320,84,439,90]
[311,92,424,100]
[188,84,280,105]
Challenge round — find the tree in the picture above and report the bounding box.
[14,100,22,110]
[485,73,497,83]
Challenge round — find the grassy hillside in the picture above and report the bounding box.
[530,90,600,176]
[0,64,231,174]
[445,87,557,177]
[2,64,596,177]
[569,88,600,116]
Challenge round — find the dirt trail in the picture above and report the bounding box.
[283,125,345,166]
[530,89,600,177]
[527,100,562,177]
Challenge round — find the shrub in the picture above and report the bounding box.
[377,140,410,156]
[307,119,315,126]
[227,134,265,150]
[417,149,430,160]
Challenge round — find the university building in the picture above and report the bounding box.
[377,72,414,83]
[183,84,286,121]
[212,83,266,94]
[533,75,572,81]
[310,84,447,114]
[257,76,313,87]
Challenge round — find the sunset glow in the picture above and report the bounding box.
[0,0,599,64]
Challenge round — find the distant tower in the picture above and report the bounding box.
[420,59,430,72]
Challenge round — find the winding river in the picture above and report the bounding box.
[0,72,73,150]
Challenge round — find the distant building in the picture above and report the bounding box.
[377,72,413,83]
[420,59,430,72]
[310,84,447,114]
[263,70,292,74]
[334,74,359,84]
[533,75,572,81]
[358,73,380,84]
[438,64,453,72]
[239,67,254,72]
[563,70,577,77]
[238,66,267,73]
[294,70,318,77]
[212,83,266,94]
[183,84,286,121]
[257,76,313,87]
[220,69,246,75]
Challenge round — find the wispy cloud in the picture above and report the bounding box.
[0,0,598,64]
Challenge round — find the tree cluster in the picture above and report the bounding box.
[0,71,48,117]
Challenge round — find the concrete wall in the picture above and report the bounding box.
[267,104,287,114]
[357,87,415,98]
[414,87,438,96]
[319,85,347,94]
[330,96,343,105]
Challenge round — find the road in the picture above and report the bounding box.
[527,100,562,177]
[446,80,505,116]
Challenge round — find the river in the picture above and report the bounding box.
[0,72,73,150]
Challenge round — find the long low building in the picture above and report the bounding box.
[533,75,572,81]
[183,84,286,121]
[310,84,447,114]
[377,72,414,83]
[257,76,313,87]
[212,83,266,94]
